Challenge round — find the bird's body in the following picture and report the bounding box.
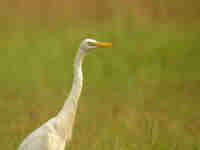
[17,39,112,150]
[17,118,65,150]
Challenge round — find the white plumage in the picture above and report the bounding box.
[17,38,112,150]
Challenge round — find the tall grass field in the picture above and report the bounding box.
[1,21,200,150]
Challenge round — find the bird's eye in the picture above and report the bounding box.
[87,42,96,46]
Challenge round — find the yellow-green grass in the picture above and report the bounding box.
[1,21,200,150]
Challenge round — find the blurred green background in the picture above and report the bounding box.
[1,0,200,149]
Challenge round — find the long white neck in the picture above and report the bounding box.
[67,48,85,104]
[55,48,85,140]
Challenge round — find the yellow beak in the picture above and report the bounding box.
[96,42,112,48]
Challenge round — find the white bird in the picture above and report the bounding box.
[17,38,112,150]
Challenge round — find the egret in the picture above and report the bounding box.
[17,38,112,150]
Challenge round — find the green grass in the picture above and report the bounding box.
[1,21,200,150]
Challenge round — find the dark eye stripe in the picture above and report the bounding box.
[88,42,96,46]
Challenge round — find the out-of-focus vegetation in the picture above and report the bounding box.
[1,0,200,150]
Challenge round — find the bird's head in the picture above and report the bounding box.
[79,38,112,52]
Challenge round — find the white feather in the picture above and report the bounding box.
[17,38,111,150]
